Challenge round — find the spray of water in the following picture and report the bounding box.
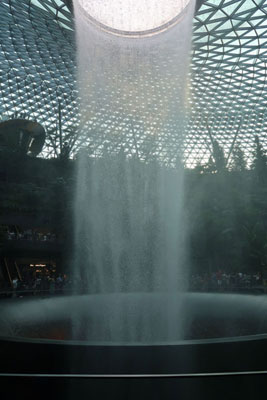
[73,0,196,341]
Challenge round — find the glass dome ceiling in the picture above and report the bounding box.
[0,0,266,165]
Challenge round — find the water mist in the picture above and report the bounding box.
[72,0,196,342]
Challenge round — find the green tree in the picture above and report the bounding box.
[251,135,267,183]
[201,141,227,174]
[231,144,247,172]
[212,140,227,173]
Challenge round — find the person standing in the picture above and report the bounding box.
[12,276,18,297]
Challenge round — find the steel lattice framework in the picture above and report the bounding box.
[188,0,267,166]
[0,0,266,165]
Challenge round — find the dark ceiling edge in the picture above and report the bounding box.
[65,0,205,15]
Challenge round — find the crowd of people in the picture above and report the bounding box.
[0,269,265,298]
[189,270,264,292]
[6,229,57,242]
[0,273,71,297]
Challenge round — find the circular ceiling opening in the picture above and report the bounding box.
[77,0,192,37]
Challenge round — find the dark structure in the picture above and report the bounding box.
[0,119,46,156]
[0,293,267,399]
[0,152,73,289]
[1,335,267,399]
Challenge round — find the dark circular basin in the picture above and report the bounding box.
[1,292,267,343]
[1,292,267,399]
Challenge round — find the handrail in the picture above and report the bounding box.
[3,258,12,286]
[0,370,267,378]
[14,260,22,281]
[0,286,265,298]
[0,288,73,296]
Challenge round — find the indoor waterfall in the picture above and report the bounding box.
[72,0,196,342]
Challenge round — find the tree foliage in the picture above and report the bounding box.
[1,136,267,276]
[186,136,267,273]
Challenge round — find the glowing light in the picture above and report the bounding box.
[77,0,192,36]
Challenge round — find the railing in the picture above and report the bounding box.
[0,370,267,378]
[0,285,265,299]
[0,287,73,298]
